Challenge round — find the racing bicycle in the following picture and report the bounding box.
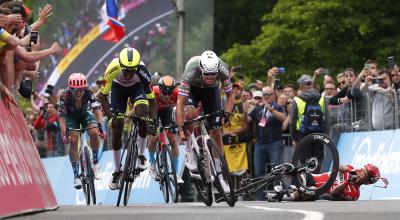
[182,110,236,207]
[116,113,156,207]
[155,124,179,203]
[216,133,339,202]
[67,127,98,205]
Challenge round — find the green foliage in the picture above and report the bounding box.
[221,0,400,86]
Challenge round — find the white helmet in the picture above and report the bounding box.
[199,50,219,74]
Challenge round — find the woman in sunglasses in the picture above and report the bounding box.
[58,73,104,189]
[283,164,388,201]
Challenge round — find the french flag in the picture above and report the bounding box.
[102,0,126,42]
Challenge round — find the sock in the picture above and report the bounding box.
[214,158,222,173]
[71,161,80,178]
[113,149,121,172]
[184,140,192,153]
[137,136,147,156]
[92,149,99,164]
[171,156,179,171]
[149,150,156,164]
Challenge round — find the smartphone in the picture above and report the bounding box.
[388,56,396,69]
[320,68,330,75]
[274,79,282,89]
[232,65,242,72]
[30,31,39,44]
[372,77,384,85]
[278,67,285,74]
[364,64,371,71]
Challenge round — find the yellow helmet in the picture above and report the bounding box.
[119,47,141,69]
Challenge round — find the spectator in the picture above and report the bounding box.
[252,90,263,106]
[241,89,252,102]
[336,73,346,91]
[323,82,337,99]
[290,74,328,173]
[248,86,285,200]
[391,65,400,92]
[33,102,60,156]
[282,84,296,98]
[363,69,395,130]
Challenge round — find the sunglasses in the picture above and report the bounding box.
[71,88,84,93]
[339,81,346,85]
[202,72,218,77]
[263,92,273,97]
[254,96,262,100]
[121,67,138,73]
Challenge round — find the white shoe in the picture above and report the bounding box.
[184,151,197,171]
[93,163,101,180]
[109,171,121,190]
[74,176,82,189]
[148,163,159,181]
[218,176,230,193]
[176,174,184,184]
[137,155,148,171]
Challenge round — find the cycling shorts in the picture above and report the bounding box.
[65,109,97,129]
[111,82,147,114]
[186,85,223,129]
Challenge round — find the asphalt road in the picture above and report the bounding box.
[13,200,400,220]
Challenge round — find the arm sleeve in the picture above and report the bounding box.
[100,58,120,95]
[0,28,10,41]
[33,115,45,129]
[218,60,232,93]
[329,88,346,105]
[136,64,155,99]
[88,90,101,111]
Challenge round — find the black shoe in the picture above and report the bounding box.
[109,171,121,190]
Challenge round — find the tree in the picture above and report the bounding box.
[221,0,400,84]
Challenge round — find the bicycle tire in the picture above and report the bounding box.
[165,145,178,203]
[208,139,235,207]
[124,142,138,206]
[156,146,169,203]
[116,141,132,207]
[192,149,213,206]
[291,133,340,199]
[84,146,96,205]
[80,152,90,205]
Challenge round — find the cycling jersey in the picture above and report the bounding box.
[100,58,154,99]
[312,165,360,201]
[58,88,101,117]
[179,56,232,96]
[153,86,178,110]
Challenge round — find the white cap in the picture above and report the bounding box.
[253,90,263,98]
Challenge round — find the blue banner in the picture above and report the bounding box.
[43,146,185,205]
[337,130,400,200]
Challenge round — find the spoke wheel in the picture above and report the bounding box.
[192,149,213,206]
[165,145,179,203]
[156,146,169,203]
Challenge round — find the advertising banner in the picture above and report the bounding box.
[0,105,57,218]
[337,130,400,200]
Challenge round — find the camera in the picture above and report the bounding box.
[30,31,39,45]
[388,56,396,69]
[274,79,282,89]
[372,77,384,85]
[45,84,54,96]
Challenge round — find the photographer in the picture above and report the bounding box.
[362,69,395,130]
[33,102,59,157]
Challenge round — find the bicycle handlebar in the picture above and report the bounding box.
[183,110,228,126]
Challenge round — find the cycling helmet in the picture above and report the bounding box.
[365,164,380,184]
[158,75,177,94]
[119,47,140,69]
[68,73,87,89]
[199,50,219,74]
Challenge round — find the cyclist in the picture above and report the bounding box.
[285,164,387,201]
[176,50,234,191]
[97,47,157,190]
[58,73,104,189]
[148,75,184,184]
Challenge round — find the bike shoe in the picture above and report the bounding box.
[184,151,197,171]
[109,171,121,190]
[137,155,148,171]
[74,176,82,189]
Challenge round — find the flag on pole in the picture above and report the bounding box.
[102,0,126,42]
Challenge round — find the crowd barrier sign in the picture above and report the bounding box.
[43,146,184,205]
[337,130,400,200]
[0,105,57,218]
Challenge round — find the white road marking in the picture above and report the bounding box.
[246,205,324,220]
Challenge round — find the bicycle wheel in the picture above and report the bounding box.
[84,146,96,205]
[124,143,138,206]
[156,146,169,203]
[165,145,178,203]
[291,133,339,199]
[208,139,235,207]
[117,143,132,207]
[192,149,213,206]
[80,152,90,205]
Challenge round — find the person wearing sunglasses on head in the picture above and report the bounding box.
[58,73,104,189]
[147,75,184,184]
[176,50,234,192]
[282,164,388,201]
[96,47,157,190]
